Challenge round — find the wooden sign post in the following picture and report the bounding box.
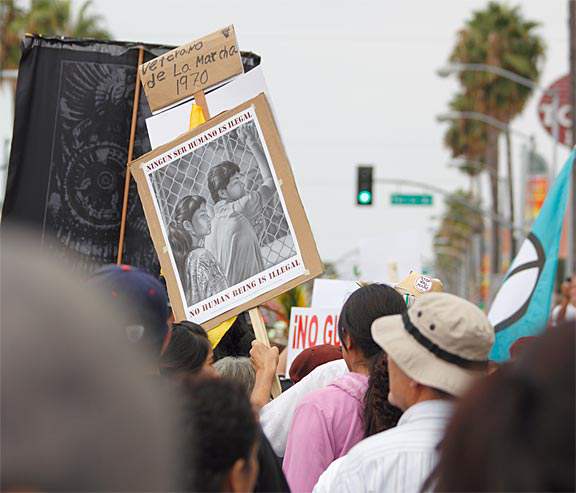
[117,46,144,265]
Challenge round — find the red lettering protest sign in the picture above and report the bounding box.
[287,307,342,373]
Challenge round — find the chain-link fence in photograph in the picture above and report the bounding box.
[149,122,296,271]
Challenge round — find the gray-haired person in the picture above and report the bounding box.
[214,356,256,395]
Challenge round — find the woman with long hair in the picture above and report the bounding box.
[168,195,228,305]
[282,284,407,492]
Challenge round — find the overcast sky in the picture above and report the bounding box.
[2,0,572,278]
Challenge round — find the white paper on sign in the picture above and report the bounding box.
[146,67,270,150]
[311,279,360,309]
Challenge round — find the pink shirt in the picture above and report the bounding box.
[282,372,369,493]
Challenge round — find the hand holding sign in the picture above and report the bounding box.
[250,340,279,374]
[250,340,280,409]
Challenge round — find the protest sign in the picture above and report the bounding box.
[146,66,269,149]
[286,307,342,373]
[131,94,322,329]
[311,278,360,308]
[139,25,244,113]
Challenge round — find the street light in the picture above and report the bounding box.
[436,111,533,140]
[437,110,533,267]
[437,62,560,181]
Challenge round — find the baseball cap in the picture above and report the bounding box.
[289,344,343,383]
[89,264,170,354]
[371,292,494,396]
[394,271,444,307]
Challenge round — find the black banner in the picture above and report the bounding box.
[3,35,260,275]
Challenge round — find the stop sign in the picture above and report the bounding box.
[537,74,572,147]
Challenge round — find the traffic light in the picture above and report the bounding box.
[356,165,373,205]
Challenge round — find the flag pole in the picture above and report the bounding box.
[117,46,145,264]
[569,0,576,275]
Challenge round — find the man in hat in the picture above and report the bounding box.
[313,293,494,493]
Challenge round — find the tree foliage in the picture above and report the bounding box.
[1,0,111,71]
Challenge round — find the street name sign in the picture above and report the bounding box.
[390,194,433,206]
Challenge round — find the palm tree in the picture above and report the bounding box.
[1,0,110,83]
[24,0,110,41]
[0,1,26,71]
[448,1,545,273]
[434,190,483,297]
[444,92,488,195]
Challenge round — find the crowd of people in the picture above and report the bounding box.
[2,230,574,492]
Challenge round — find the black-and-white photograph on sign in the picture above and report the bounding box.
[141,103,304,323]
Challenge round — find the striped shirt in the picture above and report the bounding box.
[313,399,454,493]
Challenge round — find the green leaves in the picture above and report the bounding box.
[1,0,111,71]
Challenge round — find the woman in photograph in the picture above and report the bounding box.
[169,195,228,306]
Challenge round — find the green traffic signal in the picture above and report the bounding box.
[357,190,372,205]
[356,165,374,206]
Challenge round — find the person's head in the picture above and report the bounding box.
[214,356,256,395]
[213,312,255,360]
[160,321,216,379]
[372,292,494,411]
[179,378,259,492]
[433,322,575,492]
[289,344,343,383]
[560,276,572,298]
[174,195,211,238]
[88,263,170,357]
[169,195,211,268]
[2,231,178,492]
[208,161,244,203]
[570,276,576,305]
[337,283,407,371]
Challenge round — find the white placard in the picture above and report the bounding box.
[146,66,269,150]
[286,307,342,374]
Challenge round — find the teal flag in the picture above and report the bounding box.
[488,150,575,361]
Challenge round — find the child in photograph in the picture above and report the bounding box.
[168,195,228,306]
[206,126,275,286]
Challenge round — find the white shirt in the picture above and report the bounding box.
[551,303,576,324]
[313,399,454,493]
[260,359,348,457]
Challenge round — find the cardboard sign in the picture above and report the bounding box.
[287,307,342,373]
[139,25,244,112]
[130,94,322,330]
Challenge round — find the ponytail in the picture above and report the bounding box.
[363,352,402,437]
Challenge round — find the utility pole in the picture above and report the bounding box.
[570,0,576,275]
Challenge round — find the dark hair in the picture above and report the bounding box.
[179,378,259,492]
[159,321,211,377]
[168,195,206,277]
[338,283,407,359]
[213,312,255,360]
[207,161,240,203]
[363,352,402,437]
[431,322,575,492]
